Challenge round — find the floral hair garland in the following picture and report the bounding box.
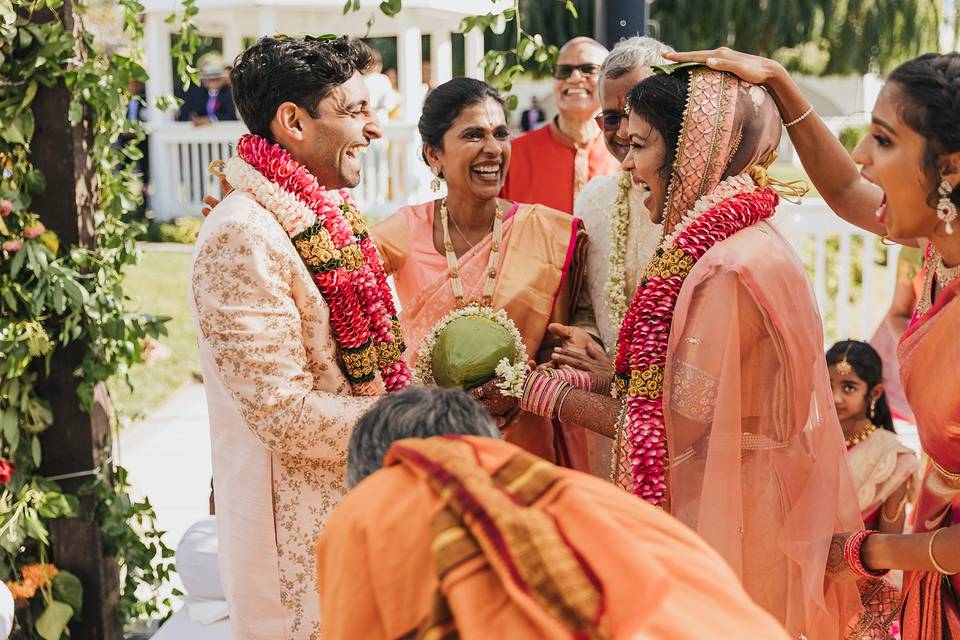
[604,171,634,337]
[225,133,411,394]
[415,305,530,398]
[611,174,778,505]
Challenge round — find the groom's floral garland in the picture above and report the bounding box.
[225,134,411,393]
[611,174,778,505]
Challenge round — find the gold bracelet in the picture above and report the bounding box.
[928,528,958,575]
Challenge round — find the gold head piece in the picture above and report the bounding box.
[748,151,809,204]
[834,343,854,376]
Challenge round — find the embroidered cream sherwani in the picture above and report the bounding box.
[190,190,376,640]
[573,172,661,353]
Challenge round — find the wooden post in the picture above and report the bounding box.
[30,0,123,637]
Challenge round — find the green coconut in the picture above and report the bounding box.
[431,315,516,390]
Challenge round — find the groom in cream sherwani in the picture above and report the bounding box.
[189,35,382,639]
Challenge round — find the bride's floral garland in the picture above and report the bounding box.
[611,174,778,505]
[225,134,411,394]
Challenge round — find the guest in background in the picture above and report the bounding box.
[519,95,546,131]
[178,54,237,125]
[827,340,918,533]
[500,37,621,213]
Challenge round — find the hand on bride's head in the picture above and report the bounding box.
[662,49,783,87]
[470,379,517,420]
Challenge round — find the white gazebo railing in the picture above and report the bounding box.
[775,199,900,346]
[148,121,434,219]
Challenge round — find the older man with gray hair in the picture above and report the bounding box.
[345,386,501,488]
[548,36,674,478]
[317,387,790,639]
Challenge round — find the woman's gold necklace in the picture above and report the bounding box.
[440,198,503,308]
[845,421,877,447]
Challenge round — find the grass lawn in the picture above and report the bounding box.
[107,247,200,422]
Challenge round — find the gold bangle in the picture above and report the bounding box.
[928,528,958,575]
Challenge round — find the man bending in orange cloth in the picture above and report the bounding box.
[316,387,789,639]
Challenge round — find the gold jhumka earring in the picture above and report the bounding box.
[430,167,442,193]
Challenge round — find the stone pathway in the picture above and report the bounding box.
[117,382,211,553]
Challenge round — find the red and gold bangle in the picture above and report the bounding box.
[843,530,889,578]
[520,371,570,419]
[542,366,593,391]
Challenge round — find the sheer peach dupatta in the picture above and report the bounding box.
[376,202,584,463]
[655,69,863,638]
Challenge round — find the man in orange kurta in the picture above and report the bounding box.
[317,432,790,639]
[501,37,621,213]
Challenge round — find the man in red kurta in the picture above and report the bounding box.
[501,37,621,213]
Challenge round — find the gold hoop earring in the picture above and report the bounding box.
[937,179,957,235]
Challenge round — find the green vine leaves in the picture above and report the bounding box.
[1,0,198,633]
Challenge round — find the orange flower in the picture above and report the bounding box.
[20,563,58,589]
[6,578,37,602]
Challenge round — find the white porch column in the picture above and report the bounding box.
[464,29,485,80]
[430,30,453,86]
[256,6,278,37]
[144,12,173,123]
[396,17,423,120]
[223,19,244,64]
[144,12,176,220]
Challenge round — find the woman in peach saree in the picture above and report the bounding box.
[373,78,588,466]
[656,48,960,639]
[478,67,864,638]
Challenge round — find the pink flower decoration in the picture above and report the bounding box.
[0,200,13,217]
[2,239,22,252]
[23,223,45,239]
[614,187,778,505]
[236,133,411,390]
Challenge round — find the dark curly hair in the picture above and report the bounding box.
[230,36,374,141]
[625,70,689,186]
[887,52,960,213]
[825,340,895,433]
[418,77,505,170]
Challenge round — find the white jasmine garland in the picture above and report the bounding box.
[415,304,529,397]
[604,172,633,336]
[224,156,335,238]
[660,174,757,249]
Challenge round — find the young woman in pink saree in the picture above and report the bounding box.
[659,48,960,639]
[477,67,864,638]
[373,78,588,465]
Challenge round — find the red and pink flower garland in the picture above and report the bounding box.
[235,134,411,393]
[612,182,778,505]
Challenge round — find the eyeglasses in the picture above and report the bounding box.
[594,108,629,132]
[553,63,601,80]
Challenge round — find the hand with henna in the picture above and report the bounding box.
[824,532,862,584]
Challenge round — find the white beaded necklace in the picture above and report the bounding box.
[439,198,503,308]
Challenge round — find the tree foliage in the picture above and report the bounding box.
[651,0,945,75]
